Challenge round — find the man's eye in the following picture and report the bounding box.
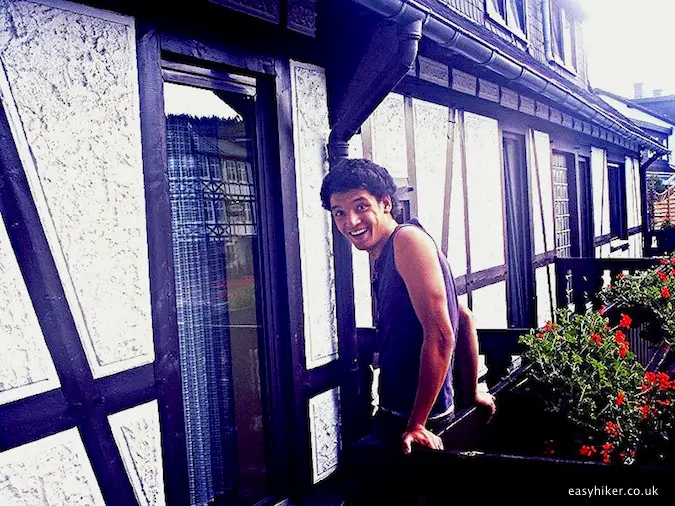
[333,210,344,218]
[357,204,368,212]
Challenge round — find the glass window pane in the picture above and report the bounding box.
[551,5,564,58]
[164,81,268,506]
[506,0,524,32]
[561,8,575,66]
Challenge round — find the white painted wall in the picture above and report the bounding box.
[528,130,554,255]
[591,147,610,246]
[0,0,153,379]
[289,61,338,370]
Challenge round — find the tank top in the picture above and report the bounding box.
[372,219,459,421]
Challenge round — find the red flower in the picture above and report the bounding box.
[536,332,545,339]
[614,330,627,344]
[580,445,596,457]
[661,286,671,298]
[657,372,671,391]
[600,443,615,463]
[641,404,651,419]
[604,421,621,436]
[618,343,629,358]
[619,314,632,329]
[543,321,557,332]
[590,333,602,345]
[670,268,675,277]
[658,271,668,282]
[661,259,669,265]
[615,392,625,406]
[598,305,607,316]
[616,272,626,280]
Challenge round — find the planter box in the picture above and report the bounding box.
[346,366,675,504]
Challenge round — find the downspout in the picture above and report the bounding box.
[541,0,555,64]
[352,0,669,157]
[327,16,424,161]
[325,14,423,448]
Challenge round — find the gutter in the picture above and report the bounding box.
[328,19,423,161]
[351,0,668,155]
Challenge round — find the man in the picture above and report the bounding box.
[320,158,495,454]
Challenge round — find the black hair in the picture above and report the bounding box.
[320,158,400,216]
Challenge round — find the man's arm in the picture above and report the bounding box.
[393,227,455,454]
[455,303,496,415]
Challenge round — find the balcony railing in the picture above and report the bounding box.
[554,257,663,368]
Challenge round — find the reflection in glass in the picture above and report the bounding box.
[165,81,267,505]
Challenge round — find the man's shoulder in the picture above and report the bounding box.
[393,223,435,253]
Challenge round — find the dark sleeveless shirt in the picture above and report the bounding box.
[372,219,459,420]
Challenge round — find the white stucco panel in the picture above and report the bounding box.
[529,130,554,255]
[370,93,408,180]
[413,98,448,245]
[464,112,504,271]
[0,217,59,405]
[626,157,642,229]
[591,147,610,241]
[352,246,372,328]
[289,61,338,369]
[309,387,341,484]
[471,281,507,328]
[109,401,166,506]
[0,0,153,378]
[535,265,556,327]
[0,428,105,506]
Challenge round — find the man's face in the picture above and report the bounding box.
[329,189,394,255]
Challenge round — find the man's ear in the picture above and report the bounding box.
[382,195,392,212]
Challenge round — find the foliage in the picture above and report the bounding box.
[600,256,675,346]
[660,218,675,230]
[520,308,675,465]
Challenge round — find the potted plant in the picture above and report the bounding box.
[519,308,675,465]
[600,256,675,376]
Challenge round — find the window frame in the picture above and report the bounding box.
[608,162,628,240]
[544,0,577,74]
[485,0,529,43]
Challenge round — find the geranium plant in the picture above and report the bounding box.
[600,255,675,346]
[520,308,675,465]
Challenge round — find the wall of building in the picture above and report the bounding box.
[0,0,162,504]
[436,0,588,89]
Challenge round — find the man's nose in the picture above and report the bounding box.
[346,211,360,227]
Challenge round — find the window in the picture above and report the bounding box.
[546,0,576,72]
[608,163,628,239]
[164,79,272,505]
[486,0,527,40]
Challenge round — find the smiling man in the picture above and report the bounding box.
[320,158,495,455]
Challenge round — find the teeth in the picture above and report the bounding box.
[350,229,366,237]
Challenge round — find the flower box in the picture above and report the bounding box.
[346,367,675,504]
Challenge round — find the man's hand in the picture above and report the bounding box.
[402,423,443,455]
[475,390,496,421]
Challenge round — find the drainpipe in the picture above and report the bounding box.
[352,0,668,157]
[325,14,422,449]
[328,17,424,162]
[541,0,555,64]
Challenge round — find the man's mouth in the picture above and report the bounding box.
[349,228,367,238]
